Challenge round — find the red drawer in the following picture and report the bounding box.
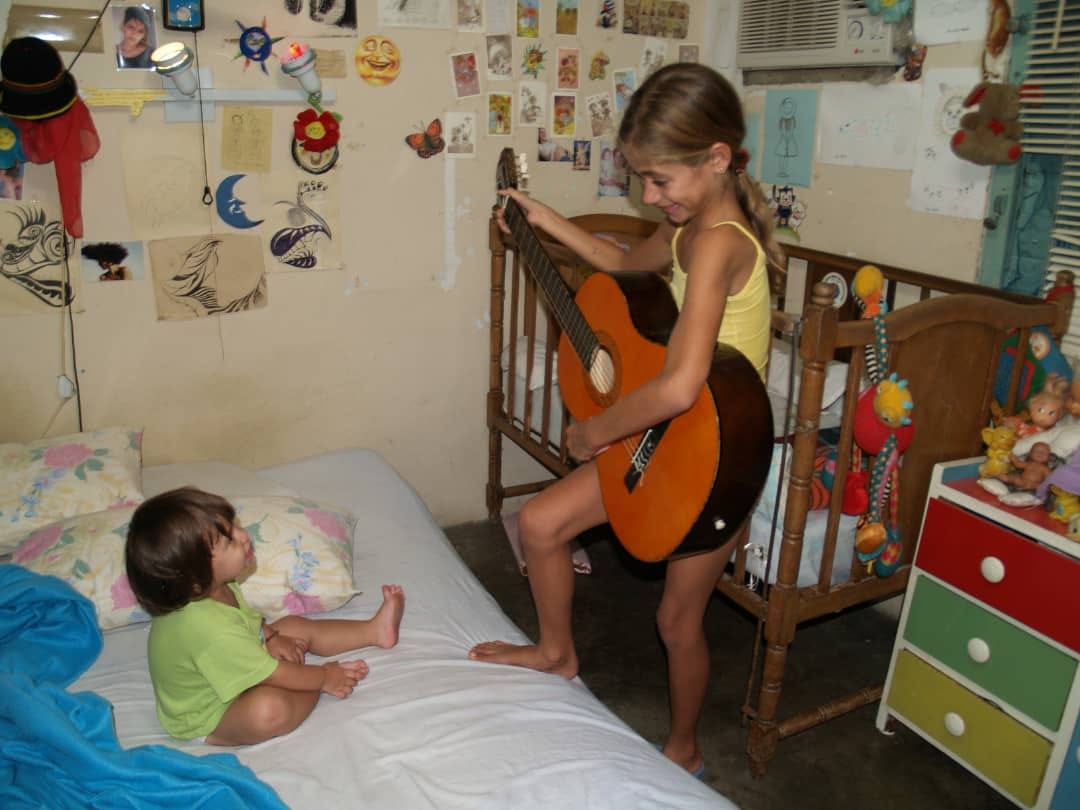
[916,497,1080,653]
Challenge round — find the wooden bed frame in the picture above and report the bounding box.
[486,211,1069,776]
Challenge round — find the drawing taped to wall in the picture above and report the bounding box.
[378,0,451,28]
[518,80,546,126]
[266,178,342,271]
[761,88,817,188]
[445,111,477,158]
[0,202,80,314]
[486,34,512,80]
[149,234,266,320]
[231,0,356,37]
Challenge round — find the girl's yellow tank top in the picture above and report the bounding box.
[668,220,770,380]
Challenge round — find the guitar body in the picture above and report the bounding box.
[558,271,774,562]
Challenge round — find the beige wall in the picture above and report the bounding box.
[0,2,990,524]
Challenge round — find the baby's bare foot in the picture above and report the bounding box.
[468,641,578,679]
[373,584,405,649]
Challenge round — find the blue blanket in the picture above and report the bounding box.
[0,565,287,810]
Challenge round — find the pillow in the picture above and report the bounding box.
[0,427,144,555]
[767,344,849,410]
[234,496,358,620]
[502,335,558,391]
[12,505,148,630]
[11,495,357,630]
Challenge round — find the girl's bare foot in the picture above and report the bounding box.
[468,640,578,679]
[372,585,405,649]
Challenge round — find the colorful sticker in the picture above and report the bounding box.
[516,0,539,38]
[233,17,283,74]
[488,92,512,136]
[557,47,580,89]
[588,51,610,80]
[404,119,445,159]
[521,43,546,78]
[451,51,481,99]
[355,34,401,86]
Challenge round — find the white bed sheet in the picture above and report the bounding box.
[78,449,733,809]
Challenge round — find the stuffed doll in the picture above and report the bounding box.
[950,81,1023,166]
[1004,373,1069,439]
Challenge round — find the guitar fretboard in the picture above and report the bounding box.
[501,198,599,370]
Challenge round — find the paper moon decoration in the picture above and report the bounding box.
[215,175,264,229]
[355,35,401,86]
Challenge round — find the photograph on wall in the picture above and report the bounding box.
[597,141,630,197]
[556,0,579,36]
[557,47,580,89]
[112,5,157,70]
[0,164,24,201]
[678,43,700,63]
[552,92,576,137]
[488,92,513,136]
[623,0,689,38]
[761,88,818,188]
[612,67,637,115]
[516,0,539,37]
[0,202,81,315]
[538,128,571,162]
[149,234,267,320]
[457,0,483,31]
[263,177,343,272]
[585,91,615,137]
[80,240,145,282]
[234,0,357,36]
[445,111,477,158]
[572,140,591,171]
[518,80,547,127]
[377,0,451,28]
[451,51,481,99]
[486,34,513,80]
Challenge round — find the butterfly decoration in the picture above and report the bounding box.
[404,119,445,159]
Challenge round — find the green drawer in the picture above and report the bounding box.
[904,575,1076,731]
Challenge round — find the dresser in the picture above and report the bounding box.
[877,458,1080,808]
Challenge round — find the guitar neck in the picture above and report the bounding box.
[502,199,598,367]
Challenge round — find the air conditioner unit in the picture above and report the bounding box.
[737,0,898,70]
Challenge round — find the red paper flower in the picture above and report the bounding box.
[293,108,340,153]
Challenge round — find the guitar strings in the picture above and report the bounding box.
[502,197,641,468]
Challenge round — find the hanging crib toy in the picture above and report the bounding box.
[850,266,915,577]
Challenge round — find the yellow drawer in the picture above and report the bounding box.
[887,650,1051,806]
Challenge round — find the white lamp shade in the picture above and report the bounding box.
[151,42,197,96]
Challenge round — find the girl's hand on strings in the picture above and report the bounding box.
[495,188,552,235]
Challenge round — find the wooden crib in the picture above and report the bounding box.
[486,211,1069,776]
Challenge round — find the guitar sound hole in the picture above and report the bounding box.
[589,348,616,396]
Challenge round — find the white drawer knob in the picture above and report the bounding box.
[966,638,991,663]
[979,556,1005,583]
[944,712,966,737]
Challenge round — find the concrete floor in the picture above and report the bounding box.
[444,519,1015,810]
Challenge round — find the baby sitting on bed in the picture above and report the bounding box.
[125,487,405,746]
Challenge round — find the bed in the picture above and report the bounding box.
[487,212,1070,777]
[1,437,732,808]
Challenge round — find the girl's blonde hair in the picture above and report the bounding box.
[617,63,786,293]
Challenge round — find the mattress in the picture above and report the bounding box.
[75,450,733,809]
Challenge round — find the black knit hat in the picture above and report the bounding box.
[0,37,79,121]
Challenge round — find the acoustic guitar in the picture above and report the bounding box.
[495,148,774,561]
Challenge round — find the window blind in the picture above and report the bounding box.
[1027,1,1080,355]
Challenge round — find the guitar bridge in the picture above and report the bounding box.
[622,420,670,493]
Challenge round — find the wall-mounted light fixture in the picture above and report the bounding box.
[151,42,197,96]
[280,43,321,106]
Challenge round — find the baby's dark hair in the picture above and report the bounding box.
[125,487,235,616]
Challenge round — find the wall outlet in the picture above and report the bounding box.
[56,375,75,400]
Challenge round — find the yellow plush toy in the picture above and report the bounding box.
[980,424,1018,478]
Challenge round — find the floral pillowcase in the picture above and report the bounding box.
[0,427,144,555]
[12,495,357,630]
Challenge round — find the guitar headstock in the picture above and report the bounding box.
[496,148,529,207]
